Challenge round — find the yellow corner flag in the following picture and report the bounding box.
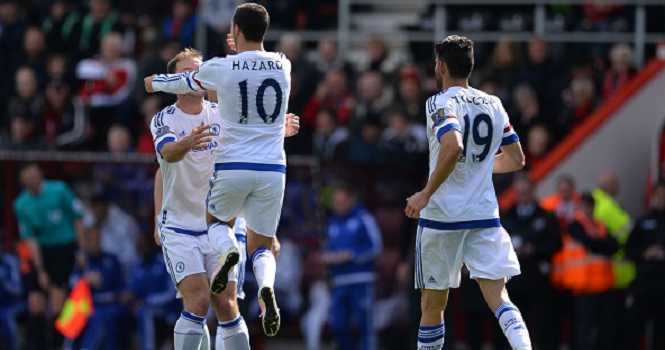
[55,279,94,339]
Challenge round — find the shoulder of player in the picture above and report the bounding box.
[151,105,178,130]
[426,90,457,115]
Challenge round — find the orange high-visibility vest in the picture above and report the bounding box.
[550,211,614,294]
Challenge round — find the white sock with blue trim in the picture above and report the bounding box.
[251,248,276,290]
[175,311,206,350]
[217,315,250,350]
[495,302,532,350]
[208,222,238,256]
[417,323,445,350]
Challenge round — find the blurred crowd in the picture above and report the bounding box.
[2,0,665,350]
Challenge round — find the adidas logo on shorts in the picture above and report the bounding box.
[428,276,437,284]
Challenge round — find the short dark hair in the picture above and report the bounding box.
[233,3,270,43]
[19,162,40,173]
[91,194,109,206]
[435,35,474,79]
[557,174,576,187]
[580,192,595,207]
[334,183,358,199]
[166,47,203,74]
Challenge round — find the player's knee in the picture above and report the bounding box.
[421,291,448,313]
[213,293,238,321]
[184,294,211,316]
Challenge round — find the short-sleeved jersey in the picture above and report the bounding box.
[151,101,222,233]
[151,51,292,172]
[420,87,519,229]
[13,180,85,247]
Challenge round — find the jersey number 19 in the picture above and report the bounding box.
[238,78,283,124]
[459,113,493,163]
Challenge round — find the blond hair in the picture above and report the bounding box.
[167,48,203,74]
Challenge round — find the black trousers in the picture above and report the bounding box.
[573,292,617,350]
[623,285,665,350]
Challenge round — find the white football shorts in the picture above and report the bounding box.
[159,227,238,289]
[206,169,285,237]
[415,226,521,290]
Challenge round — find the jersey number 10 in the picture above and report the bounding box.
[458,113,493,163]
[238,78,283,124]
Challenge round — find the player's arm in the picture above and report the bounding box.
[405,130,463,219]
[145,59,218,94]
[493,142,525,174]
[155,122,214,163]
[153,168,163,246]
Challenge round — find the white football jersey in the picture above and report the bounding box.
[152,51,292,172]
[420,87,519,229]
[151,101,221,233]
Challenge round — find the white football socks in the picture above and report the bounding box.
[251,248,276,290]
[174,311,206,350]
[417,323,445,350]
[208,222,238,256]
[200,323,210,350]
[495,302,532,350]
[218,315,250,350]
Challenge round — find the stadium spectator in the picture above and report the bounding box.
[134,39,181,104]
[623,181,665,350]
[603,44,635,99]
[396,64,426,123]
[73,0,123,59]
[13,163,85,350]
[540,175,581,229]
[8,67,45,132]
[323,185,382,350]
[199,0,234,57]
[10,27,48,91]
[124,233,179,350]
[72,226,124,350]
[0,243,24,350]
[501,175,562,350]
[593,173,634,287]
[42,0,80,54]
[564,193,619,350]
[136,96,162,154]
[481,39,522,102]
[43,79,86,150]
[303,69,355,127]
[85,194,140,271]
[77,32,137,108]
[513,37,565,114]
[362,35,398,76]
[278,33,316,115]
[0,0,27,90]
[161,0,197,48]
[379,108,428,169]
[344,121,383,164]
[46,53,75,87]
[312,107,349,161]
[556,77,599,140]
[4,110,47,150]
[349,71,393,134]
[523,124,551,171]
[511,84,542,138]
[94,125,148,210]
[314,37,354,77]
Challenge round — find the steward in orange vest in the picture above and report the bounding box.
[552,193,619,350]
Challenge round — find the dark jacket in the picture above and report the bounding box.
[626,209,665,289]
[502,202,562,292]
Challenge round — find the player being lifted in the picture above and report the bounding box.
[146,3,290,337]
[405,36,531,350]
[150,48,297,350]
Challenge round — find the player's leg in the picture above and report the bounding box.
[203,234,250,350]
[417,227,462,350]
[244,171,285,337]
[206,170,251,296]
[330,285,354,350]
[465,227,531,350]
[161,230,211,350]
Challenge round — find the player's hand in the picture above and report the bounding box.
[226,33,237,53]
[154,226,162,247]
[144,75,156,93]
[285,113,300,137]
[405,191,431,219]
[181,122,215,151]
